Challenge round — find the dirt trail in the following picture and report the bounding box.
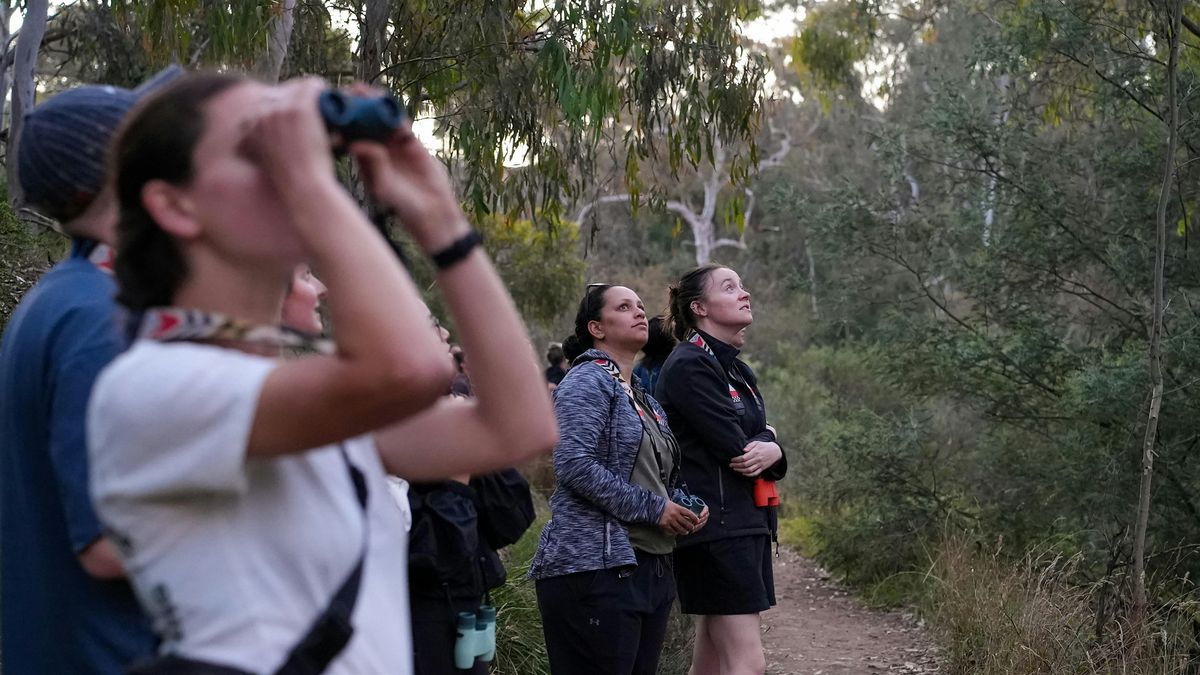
[761,548,941,674]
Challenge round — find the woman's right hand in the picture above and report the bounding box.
[658,500,701,536]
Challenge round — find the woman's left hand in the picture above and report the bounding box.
[730,441,782,477]
[690,506,710,534]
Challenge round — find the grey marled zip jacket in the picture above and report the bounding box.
[528,348,685,579]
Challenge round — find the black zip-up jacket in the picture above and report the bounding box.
[654,329,786,546]
[407,470,534,613]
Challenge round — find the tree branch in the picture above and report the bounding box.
[574,193,633,224]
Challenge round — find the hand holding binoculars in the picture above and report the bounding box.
[673,494,707,516]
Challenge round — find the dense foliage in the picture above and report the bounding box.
[576,0,1200,668]
[8,0,1200,670]
[719,0,1200,668]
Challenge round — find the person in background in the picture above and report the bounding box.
[544,342,568,390]
[450,344,472,397]
[655,264,787,675]
[280,264,327,335]
[86,73,556,674]
[408,335,535,674]
[281,271,532,675]
[0,69,181,674]
[530,283,708,675]
[561,333,583,367]
[632,316,674,398]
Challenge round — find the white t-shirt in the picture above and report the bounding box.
[88,340,413,675]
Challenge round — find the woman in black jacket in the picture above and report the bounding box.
[654,264,786,675]
[407,469,534,674]
[406,325,537,674]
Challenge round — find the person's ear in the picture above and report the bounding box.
[690,300,708,318]
[588,319,605,341]
[141,180,200,239]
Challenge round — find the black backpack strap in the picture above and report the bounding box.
[274,445,370,675]
[126,655,254,675]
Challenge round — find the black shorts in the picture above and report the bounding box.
[674,535,775,615]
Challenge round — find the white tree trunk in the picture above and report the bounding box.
[257,0,296,84]
[575,117,796,266]
[7,0,47,211]
[0,1,13,165]
[982,73,1010,247]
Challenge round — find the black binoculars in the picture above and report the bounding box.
[318,90,405,143]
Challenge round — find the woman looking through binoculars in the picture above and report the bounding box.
[85,73,557,673]
[529,283,709,675]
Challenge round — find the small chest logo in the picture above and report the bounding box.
[729,384,745,414]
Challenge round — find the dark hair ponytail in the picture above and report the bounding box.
[111,72,244,312]
[665,263,723,341]
[573,284,611,350]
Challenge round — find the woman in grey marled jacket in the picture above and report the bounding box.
[529,284,709,675]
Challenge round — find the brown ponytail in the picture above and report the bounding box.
[664,263,723,341]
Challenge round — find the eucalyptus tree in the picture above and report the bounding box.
[7,0,47,208]
[774,0,1200,651]
[104,0,768,225]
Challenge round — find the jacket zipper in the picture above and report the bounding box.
[718,468,726,525]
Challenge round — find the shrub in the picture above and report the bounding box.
[0,204,65,330]
[491,516,550,675]
[926,538,1199,675]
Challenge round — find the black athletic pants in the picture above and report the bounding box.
[535,551,675,675]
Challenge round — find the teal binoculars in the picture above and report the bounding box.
[454,604,497,669]
[674,494,706,516]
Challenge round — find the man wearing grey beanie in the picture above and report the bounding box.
[0,66,180,674]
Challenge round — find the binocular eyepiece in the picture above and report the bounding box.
[673,494,706,516]
[317,90,405,143]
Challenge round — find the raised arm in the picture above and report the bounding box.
[359,115,557,479]
[236,80,456,455]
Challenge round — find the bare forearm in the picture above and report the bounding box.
[282,175,448,369]
[434,247,556,450]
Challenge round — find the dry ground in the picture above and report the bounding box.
[761,547,940,675]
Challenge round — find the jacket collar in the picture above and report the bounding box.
[572,347,612,368]
[70,237,114,274]
[573,347,646,391]
[690,329,740,370]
